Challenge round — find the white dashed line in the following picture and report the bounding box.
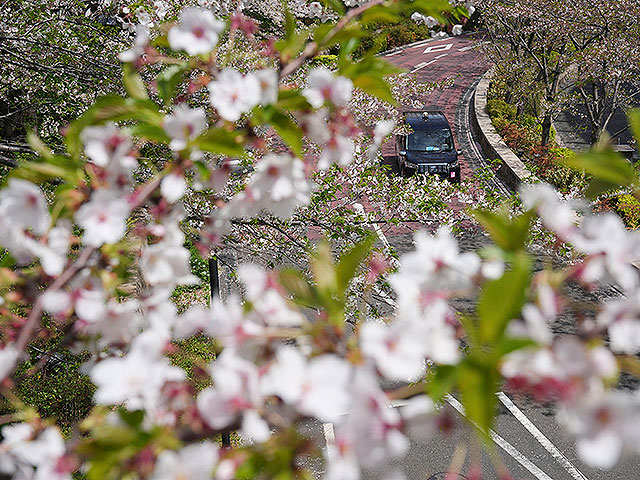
[497,392,589,480]
[434,53,449,60]
[445,395,555,480]
[411,59,437,73]
[457,45,473,52]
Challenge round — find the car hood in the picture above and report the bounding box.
[406,150,457,164]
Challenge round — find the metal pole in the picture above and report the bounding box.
[208,256,231,448]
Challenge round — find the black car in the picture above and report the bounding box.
[395,110,461,183]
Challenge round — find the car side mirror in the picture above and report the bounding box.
[456,149,462,155]
[399,151,407,156]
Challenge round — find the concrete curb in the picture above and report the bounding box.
[471,69,536,191]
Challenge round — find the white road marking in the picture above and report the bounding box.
[497,392,589,480]
[323,422,335,444]
[353,203,400,269]
[411,59,437,73]
[445,395,555,480]
[374,284,398,307]
[457,45,473,52]
[424,43,453,54]
[434,53,449,60]
[386,49,404,57]
[322,422,336,460]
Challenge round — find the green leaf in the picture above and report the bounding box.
[157,64,187,106]
[276,7,310,61]
[408,0,452,18]
[318,0,344,15]
[26,131,53,160]
[193,127,246,157]
[426,365,458,402]
[340,55,402,105]
[458,359,499,436]
[311,240,337,293]
[495,337,538,357]
[335,235,374,292]
[66,96,163,158]
[129,123,171,143]
[276,89,312,111]
[472,209,533,252]
[13,161,80,184]
[257,106,303,157]
[360,5,401,24]
[118,409,144,428]
[122,63,148,100]
[561,148,636,199]
[476,252,531,344]
[279,268,318,308]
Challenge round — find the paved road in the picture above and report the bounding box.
[348,34,640,480]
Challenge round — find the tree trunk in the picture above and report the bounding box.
[541,114,553,147]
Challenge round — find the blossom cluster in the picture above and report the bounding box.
[0,1,638,479]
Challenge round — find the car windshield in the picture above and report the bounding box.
[407,128,453,151]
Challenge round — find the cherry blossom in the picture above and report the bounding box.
[338,368,409,468]
[501,337,618,402]
[597,292,640,354]
[81,123,134,168]
[208,68,261,121]
[390,227,480,295]
[360,320,428,381]
[399,395,439,441]
[90,328,185,411]
[140,222,199,290]
[319,135,354,169]
[571,213,640,291]
[0,178,50,235]
[558,389,640,469]
[160,171,188,203]
[261,346,352,422]
[303,68,353,109]
[0,424,69,480]
[151,442,219,480]
[74,190,131,247]
[197,350,269,441]
[0,346,19,382]
[168,8,225,55]
[163,104,207,151]
[255,68,279,105]
[245,153,311,218]
[118,25,149,62]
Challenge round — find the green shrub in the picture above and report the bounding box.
[309,55,338,69]
[614,193,640,229]
[11,352,96,435]
[486,98,516,121]
[354,19,432,57]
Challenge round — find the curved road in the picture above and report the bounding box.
[355,34,639,480]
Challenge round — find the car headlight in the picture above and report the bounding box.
[449,160,459,169]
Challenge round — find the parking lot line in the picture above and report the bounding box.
[446,395,555,480]
[497,392,589,480]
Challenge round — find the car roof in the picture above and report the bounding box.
[402,110,450,130]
